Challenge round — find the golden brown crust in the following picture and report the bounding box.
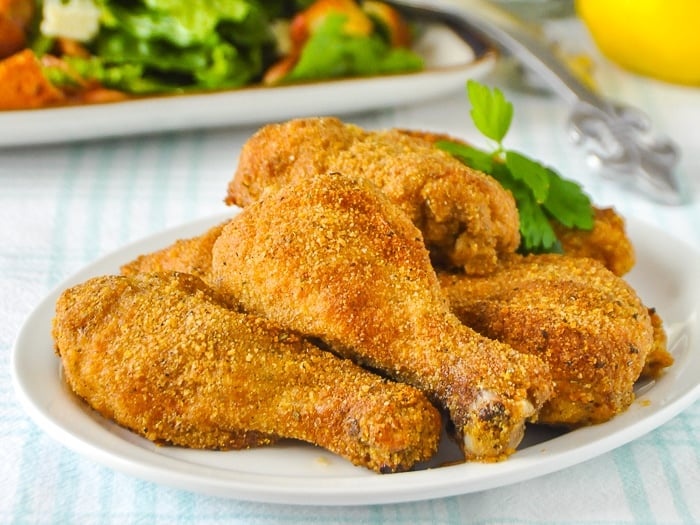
[226,117,362,207]
[213,172,552,461]
[439,254,662,427]
[120,222,226,286]
[226,117,520,275]
[642,308,674,379]
[53,272,441,473]
[397,131,636,277]
[553,207,635,276]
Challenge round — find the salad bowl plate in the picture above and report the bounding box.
[0,23,495,147]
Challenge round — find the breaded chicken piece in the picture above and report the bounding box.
[400,130,636,276]
[225,117,520,275]
[643,308,674,379]
[120,222,225,285]
[553,207,635,276]
[438,254,668,427]
[212,172,552,461]
[53,272,441,473]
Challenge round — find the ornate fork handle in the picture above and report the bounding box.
[384,0,683,204]
[569,101,680,202]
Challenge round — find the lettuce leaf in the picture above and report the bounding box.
[285,14,423,82]
[75,0,275,92]
[97,0,256,47]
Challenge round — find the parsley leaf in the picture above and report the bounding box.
[543,170,595,229]
[467,79,513,144]
[505,150,550,203]
[435,140,494,173]
[516,191,562,253]
[436,80,594,254]
[490,160,561,253]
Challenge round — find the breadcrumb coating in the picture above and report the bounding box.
[643,308,674,379]
[398,130,636,277]
[439,254,668,427]
[213,172,552,461]
[120,222,226,286]
[52,114,674,471]
[225,117,520,275]
[554,207,635,276]
[53,272,442,473]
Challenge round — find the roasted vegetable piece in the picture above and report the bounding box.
[0,49,65,109]
[290,0,373,45]
[263,0,420,84]
[0,0,34,58]
[363,0,411,47]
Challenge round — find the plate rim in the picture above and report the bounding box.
[11,213,700,506]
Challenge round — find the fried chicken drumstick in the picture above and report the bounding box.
[401,128,636,277]
[554,207,635,276]
[225,117,520,275]
[438,254,671,427]
[212,172,553,460]
[53,272,442,473]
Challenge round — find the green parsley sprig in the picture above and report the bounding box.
[436,80,594,254]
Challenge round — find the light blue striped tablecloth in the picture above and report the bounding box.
[2,19,700,525]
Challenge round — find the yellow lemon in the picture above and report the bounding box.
[575,0,700,85]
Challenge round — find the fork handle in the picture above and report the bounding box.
[385,0,683,204]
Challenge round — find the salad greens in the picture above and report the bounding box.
[40,0,279,93]
[32,0,423,95]
[437,80,594,254]
[284,13,423,82]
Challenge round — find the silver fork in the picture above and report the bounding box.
[384,0,683,204]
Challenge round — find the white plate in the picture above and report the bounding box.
[0,24,495,148]
[11,214,700,506]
